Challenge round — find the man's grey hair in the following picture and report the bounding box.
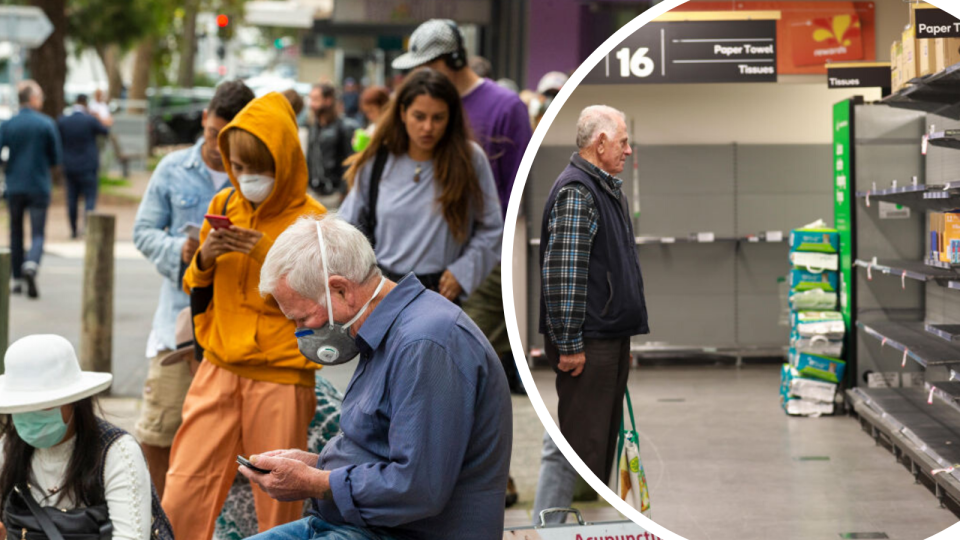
[260,214,380,307]
[17,80,41,105]
[575,105,626,149]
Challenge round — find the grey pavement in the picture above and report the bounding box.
[10,252,161,397]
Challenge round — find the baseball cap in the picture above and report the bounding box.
[537,71,568,95]
[392,19,463,70]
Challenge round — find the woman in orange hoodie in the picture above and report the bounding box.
[161,92,326,540]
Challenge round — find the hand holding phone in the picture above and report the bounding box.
[237,455,271,474]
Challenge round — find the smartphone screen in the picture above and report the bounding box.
[178,222,201,241]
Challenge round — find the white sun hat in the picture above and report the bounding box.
[0,334,112,414]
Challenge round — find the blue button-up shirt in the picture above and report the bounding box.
[314,276,513,539]
[0,108,62,196]
[133,139,230,352]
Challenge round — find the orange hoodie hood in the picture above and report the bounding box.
[218,92,308,219]
[183,92,326,387]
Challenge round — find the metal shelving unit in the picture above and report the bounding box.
[855,182,960,212]
[929,130,960,151]
[849,63,960,513]
[880,62,960,120]
[854,258,958,283]
[846,386,960,507]
[926,324,960,343]
[857,321,960,369]
[528,232,785,247]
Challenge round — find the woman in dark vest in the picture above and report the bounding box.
[0,334,172,540]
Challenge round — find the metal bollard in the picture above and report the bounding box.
[80,213,114,386]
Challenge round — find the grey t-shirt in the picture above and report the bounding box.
[338,142,503,296]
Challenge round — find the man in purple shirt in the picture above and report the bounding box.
[392,19,533,406]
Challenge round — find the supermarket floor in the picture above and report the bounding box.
[532,362,960,540]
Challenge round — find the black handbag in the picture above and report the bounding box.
[3,483,112,540]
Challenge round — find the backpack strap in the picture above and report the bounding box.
[221,187,235,215]
[360,146,389,249]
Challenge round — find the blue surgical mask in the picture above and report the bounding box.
[13,408,69,449]
[295,222,385,365]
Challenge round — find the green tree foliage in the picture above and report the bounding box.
[65,0,158,56]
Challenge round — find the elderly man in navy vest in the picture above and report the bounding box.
[538,105,649,487]
[57,94,110,239]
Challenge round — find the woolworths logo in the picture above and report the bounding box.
[630,457,640,473]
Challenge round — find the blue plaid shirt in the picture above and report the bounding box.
[542,154,623,354]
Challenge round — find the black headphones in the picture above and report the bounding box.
[443,20,467,71]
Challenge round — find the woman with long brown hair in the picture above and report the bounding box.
[340,68,502,302]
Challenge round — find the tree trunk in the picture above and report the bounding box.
[177,0,199,88]
[129,37,154,114]
[97,44,124,101]
[28,0,67,119]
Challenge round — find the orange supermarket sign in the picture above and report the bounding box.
[673,1,876,74]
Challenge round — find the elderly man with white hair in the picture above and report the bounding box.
[238,215,512,540]
[536,104,649,494]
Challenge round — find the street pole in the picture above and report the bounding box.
[81,213,114,383]
[0,249,9,374]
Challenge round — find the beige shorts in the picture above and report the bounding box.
[134,350,194,447]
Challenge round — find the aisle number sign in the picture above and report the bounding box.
[583,12,780,84]
[833,101,853,336]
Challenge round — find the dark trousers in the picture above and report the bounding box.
[546,335,631,483]
[7,192,50,279]
[66,170,98,236]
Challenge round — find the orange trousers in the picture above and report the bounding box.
[161,361,316,540]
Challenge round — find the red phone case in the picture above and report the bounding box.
[204,214,233,230]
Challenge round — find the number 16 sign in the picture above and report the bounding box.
[584,11,780,85]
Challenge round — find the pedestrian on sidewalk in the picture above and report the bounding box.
[339,68,502,304]
[161,92,326,540]
[58,94,111,239]
[306,82,358,201]
[0,334,173,540]
[0,80,62,299]
[132,80,255,497]
[392,19,532,396]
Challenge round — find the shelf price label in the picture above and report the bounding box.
[583,15,779,85]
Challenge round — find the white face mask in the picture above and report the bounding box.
[238,173,275,203]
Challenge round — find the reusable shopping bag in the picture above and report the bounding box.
[617,388,651,516]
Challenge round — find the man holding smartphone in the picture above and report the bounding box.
[131,80,255,495]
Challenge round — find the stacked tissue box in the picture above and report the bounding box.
[782,220,844,416]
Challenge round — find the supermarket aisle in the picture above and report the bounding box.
[534,363,959,540]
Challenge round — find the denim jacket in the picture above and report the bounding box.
[133,139,229,352]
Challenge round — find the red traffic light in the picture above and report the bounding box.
[216,14,229,27]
